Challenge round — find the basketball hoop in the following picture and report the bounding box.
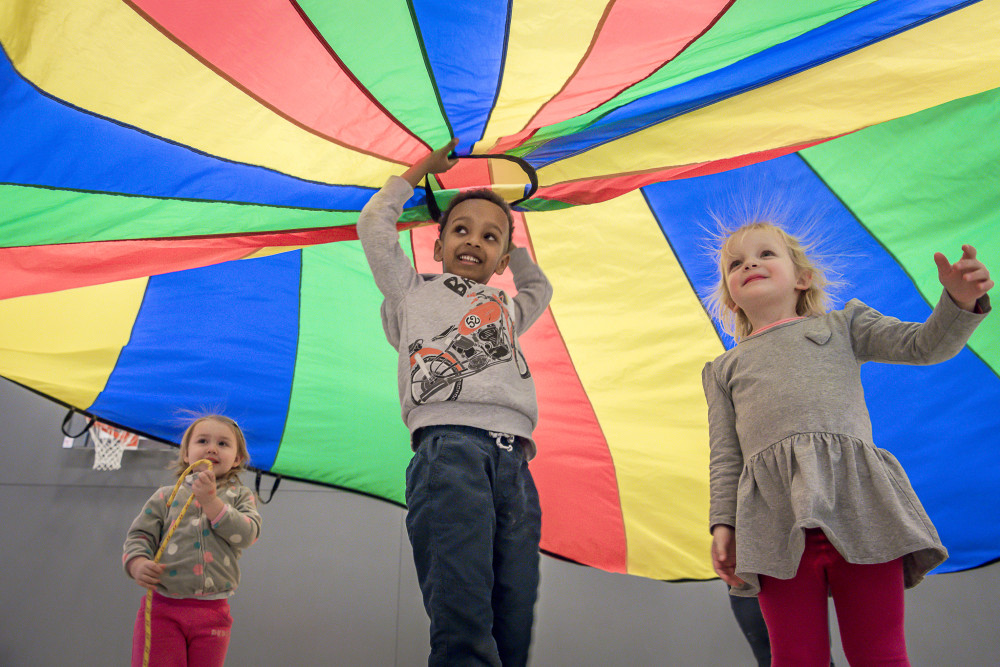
[89,421,139,471]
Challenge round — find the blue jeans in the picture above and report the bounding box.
[406,425,542,667]
[729,593,771,667]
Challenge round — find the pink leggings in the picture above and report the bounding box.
[757,529,910,667]
[131,592,232,667]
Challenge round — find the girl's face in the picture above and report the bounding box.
[184,419,242,477]
[724,228,811,321]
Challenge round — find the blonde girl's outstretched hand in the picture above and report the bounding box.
[711,524,746,587]
[934,244,993,311]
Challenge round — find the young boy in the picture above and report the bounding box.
[357,139,553,667]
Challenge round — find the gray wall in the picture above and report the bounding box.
[1,376,997,666]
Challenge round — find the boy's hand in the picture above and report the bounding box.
[128,557,166,589]
[711,524,745,587]
[402,138,459,187]
[934,245,993,311]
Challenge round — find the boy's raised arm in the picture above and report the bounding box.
[508,242,553,334]
[357,140,460,305]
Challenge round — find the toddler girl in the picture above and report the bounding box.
[123,415,261,667]
[703,223,991,665]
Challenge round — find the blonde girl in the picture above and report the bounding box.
[123,415,261,667]
[703,223,991,666]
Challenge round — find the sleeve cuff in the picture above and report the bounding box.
[210,506,228,527]
[709,517,736,534]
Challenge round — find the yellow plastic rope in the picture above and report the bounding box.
[142,459,213,667]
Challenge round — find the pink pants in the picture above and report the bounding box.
[757,529,910,667]
[132,591,232,667]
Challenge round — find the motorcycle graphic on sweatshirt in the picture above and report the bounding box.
[408,288,530,404]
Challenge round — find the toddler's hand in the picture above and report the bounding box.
[711,524,745,587]
[129,557,166,590]
[934,245,993,311]
[191,467,218,506]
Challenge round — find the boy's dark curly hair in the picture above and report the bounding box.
[438,189,515,252]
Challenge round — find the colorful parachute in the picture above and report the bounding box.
[2,0,998,580]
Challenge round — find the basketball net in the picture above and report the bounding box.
[90,421,139,471]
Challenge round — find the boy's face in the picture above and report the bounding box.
[433,198,511,284]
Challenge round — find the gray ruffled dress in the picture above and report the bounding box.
[703,292,989,596]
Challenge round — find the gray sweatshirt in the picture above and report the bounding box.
[357,176,553,457]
